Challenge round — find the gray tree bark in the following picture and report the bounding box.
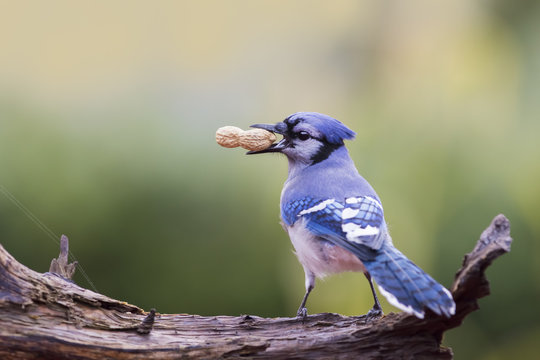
[0,215,512,359]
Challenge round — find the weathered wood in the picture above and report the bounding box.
[48,235,77,280]
[0,215,512,359]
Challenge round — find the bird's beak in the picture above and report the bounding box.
[247,123,289,154]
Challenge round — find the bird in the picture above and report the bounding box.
[247,112,455,319]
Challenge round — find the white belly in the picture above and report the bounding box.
[285,220,366,278]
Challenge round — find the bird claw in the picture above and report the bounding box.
[366,306,383,321]
[296,307,308,320]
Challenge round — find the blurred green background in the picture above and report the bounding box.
[1,1,539,358]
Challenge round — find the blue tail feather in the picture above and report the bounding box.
[364,245,456,318]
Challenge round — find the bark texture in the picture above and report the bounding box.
[0,214,512,359]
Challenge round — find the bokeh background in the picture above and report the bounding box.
[1,1,539,358]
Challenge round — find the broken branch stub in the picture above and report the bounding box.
[48,234,77,280]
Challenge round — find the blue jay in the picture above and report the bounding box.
[248,112,455,319]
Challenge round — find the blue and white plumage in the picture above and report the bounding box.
[249,112,455,319]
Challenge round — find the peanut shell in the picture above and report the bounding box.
[238,129,277,151]
[215,126,242,148]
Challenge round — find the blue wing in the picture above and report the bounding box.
[283,196,456,317]
[282,196,385,261]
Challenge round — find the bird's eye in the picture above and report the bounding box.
[297,131,311,141]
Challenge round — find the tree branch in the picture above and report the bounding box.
[0,215,512,359]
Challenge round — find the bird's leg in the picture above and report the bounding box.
[364,272,383,318]
[297,271,315,319]
[296,286,313,318]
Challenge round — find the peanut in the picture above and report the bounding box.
[216,126,277,151]
[215,126,242,148]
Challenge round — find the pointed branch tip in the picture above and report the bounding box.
[49,234,77,280]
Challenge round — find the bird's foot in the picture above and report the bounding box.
[365,305,383,321]
[296,307,308,320]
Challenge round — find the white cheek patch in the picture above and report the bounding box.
[299,199,335,216]
[341,223,380,242]
[287,138,324,162]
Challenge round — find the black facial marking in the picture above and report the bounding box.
[284,116,301,136]
[310,142,342,165]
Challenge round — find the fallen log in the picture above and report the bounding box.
[0,215,512,359]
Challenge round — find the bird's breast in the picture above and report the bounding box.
[284,219,366,278]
